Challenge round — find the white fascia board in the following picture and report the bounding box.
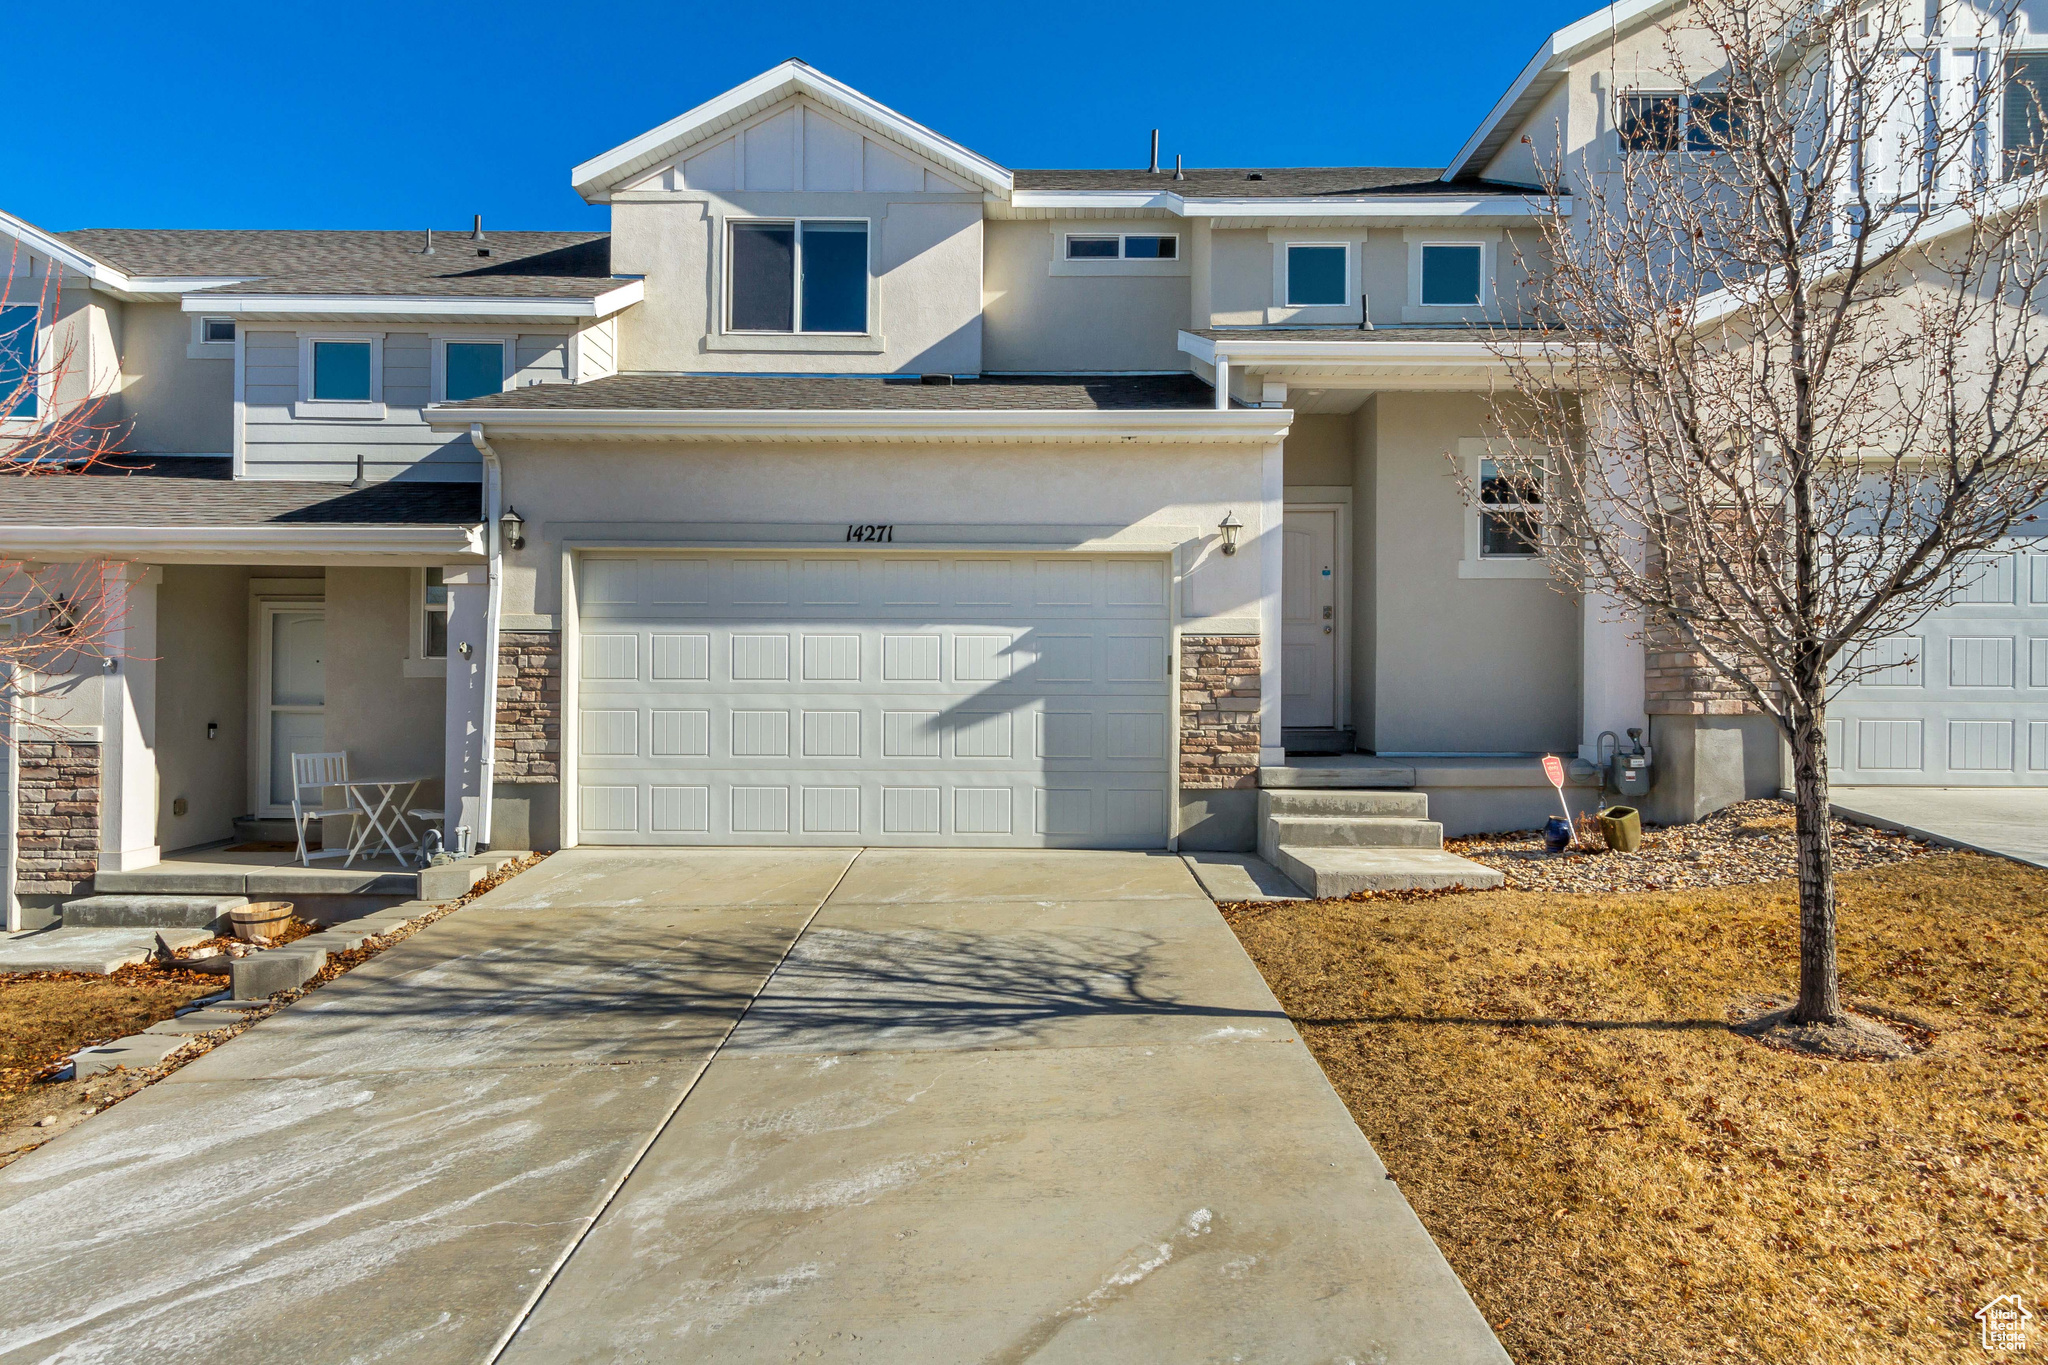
[571,60,1013,201]
[0,208,131,291]
[1441,0,1688,181]
[118,276,261,299]
[181,279,645,321]
[0,524,486,561]
[428,406,1292,445]
[1007,191,1562,220]
[1180,330,1557,366]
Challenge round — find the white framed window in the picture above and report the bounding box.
[188,315,236,360]
[431,336,511,403]
[1419,243,1486,306]
[1062,232,1179,261]
[294,333,385,419]
[1285,243,1349,306]
[0,303,41,422]
[1458,438,1550,578]
[405,567,450,677]
[726,218,870,335]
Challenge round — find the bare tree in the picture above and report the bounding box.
[0,237,130,726]
[1483,0,2048,1033]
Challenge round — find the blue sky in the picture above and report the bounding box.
[16,0,1593,232]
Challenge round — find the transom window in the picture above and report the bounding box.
[421,568,448,659]
[311,340,373,401]
[1420,244,1485,306]
[202,318,236,344]
[1065,233,1179,260]
[0,305,37,419]
[1285,244,1348,306]
[728,219,869,334]
[444,341,505,402]
[1478,458,1543,558]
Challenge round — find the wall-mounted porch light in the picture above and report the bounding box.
[500,505,526,551]
[1217,510,1243,555]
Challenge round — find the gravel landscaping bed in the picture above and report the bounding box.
[1447,797,1938,892]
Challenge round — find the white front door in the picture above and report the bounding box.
[262,607,326,814]
[572,551,1173,847]
[1282,507,1338,730]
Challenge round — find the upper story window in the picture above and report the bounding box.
[1618,92,1738,154]
[2005,54,2048,175]
[1420,244,1485,306]
[443,340,506,402]
[728,219,869,335]
[0,305,38,419]
[202,318,236,344]
[313,341,373,401]
[1285,244,1348,306]
[1065,233,1179,260]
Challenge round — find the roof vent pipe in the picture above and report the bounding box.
[470,214,486,242]
[418,228,435,255]
[1174,153,1184,181]
[350,452,367,489]
[1149,129,1159,174]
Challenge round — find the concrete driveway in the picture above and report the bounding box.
[0,848,1505,1364]
[1832,786,2048,869]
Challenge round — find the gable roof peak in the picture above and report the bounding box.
[570,60,1012,202]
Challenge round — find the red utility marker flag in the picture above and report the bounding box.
[1542,755,1575,836]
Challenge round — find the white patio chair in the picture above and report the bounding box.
[291,751,356,866]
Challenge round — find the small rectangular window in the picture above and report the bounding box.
[2006,54,2048,175]
[1479,458,1542,558]
[1420,244,1484,306]
[1122,235,1177,259]
[1619,93,1685,152]
[421,567,448,659]
[730,221,796,332]
[728,219,868,334]
[0,305,37,419]
[1286,245,1347,306]
[311,340,373,401]
[444,341,505,402]
[1066,235,1119,259]
[203,318,236,344]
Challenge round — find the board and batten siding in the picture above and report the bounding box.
[241,328,570,482]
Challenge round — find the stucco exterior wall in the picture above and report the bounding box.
[981,221,1191,373]
[1358,392,1579,753]
[323,568,446,803]
[493,438,1274,631]
[155,565,251,851]
[608,194,983,376]
[1282,414,1354,487]
[115,302,233,454]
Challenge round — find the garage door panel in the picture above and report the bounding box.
[574,554,1173,846]
[1834,540,2048,785]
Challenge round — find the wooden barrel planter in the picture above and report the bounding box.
[228,901,296,943]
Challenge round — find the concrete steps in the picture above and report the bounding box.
[1258,787,1504,896]
[62,895,248,930]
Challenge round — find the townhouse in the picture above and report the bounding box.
[4,0,2044,924]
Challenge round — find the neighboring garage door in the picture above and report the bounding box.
[1831,540,2048,786]
[572,552,1173,846]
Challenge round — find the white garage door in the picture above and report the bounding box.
[572,552,1173,846]
[1831,540,2048,786]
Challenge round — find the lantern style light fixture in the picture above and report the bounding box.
[500,505,526,550]
[1217,510,1243,555]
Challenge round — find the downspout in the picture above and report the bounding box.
[469,422,503,849]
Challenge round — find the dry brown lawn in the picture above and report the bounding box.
[1224,852,2044,1364]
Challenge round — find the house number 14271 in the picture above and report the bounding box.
[845,524,894,542]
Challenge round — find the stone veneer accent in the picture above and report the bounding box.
[497,630,561,781]
[1643,633,1767,716]
[17,739,100,896]
[1179,635,1262,790]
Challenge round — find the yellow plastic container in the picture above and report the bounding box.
[1598,806,1644,853]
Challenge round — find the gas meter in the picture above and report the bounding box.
[1597,728,1654,798]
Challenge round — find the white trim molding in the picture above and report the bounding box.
[182,279,644,323]
[429,334,514,404]
[0,525,487,562]
[295,332,385,419]
[428,405,1295,446]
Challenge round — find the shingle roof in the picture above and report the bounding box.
[59,229,615,298]
[435,373,1224,412]
[0,457,481,526]
[1011,169,1539,198]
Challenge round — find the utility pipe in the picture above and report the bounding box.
[469,422,504,849]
